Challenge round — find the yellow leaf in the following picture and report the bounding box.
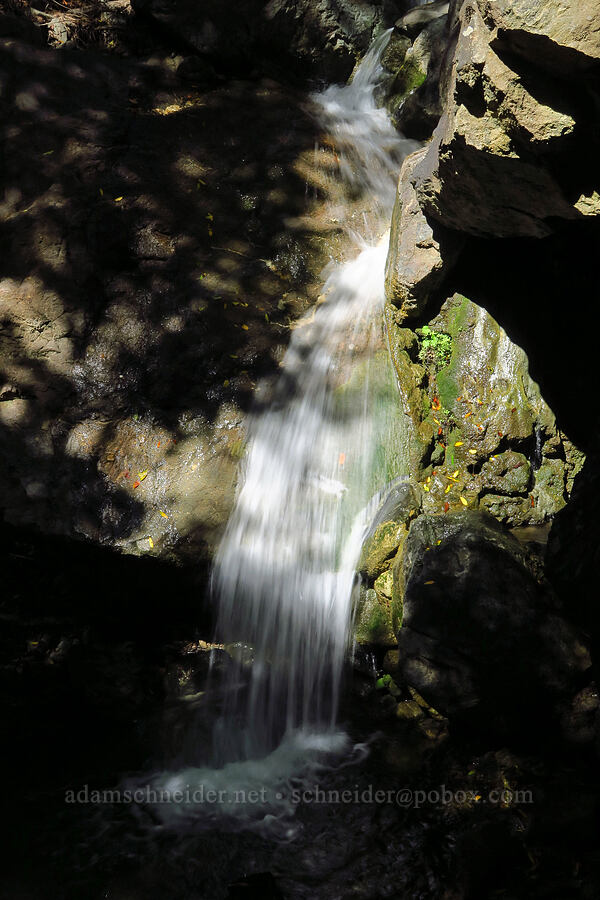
[242,324,249,331]
[423,484,430,492]
[229,354,238,358]
[452,470,459,478]
[43,150,54,156]
[223,379,230,387]
[444,485,451,494]
[114,196,123,202]
[159,511,168,518]
[468,449,477,455]
[455,441,463,447]
[460,497,468,506]
[148,536,154,548]
[138,470,148,481]
[99,188,104,196]
[436,539,442,545]
[206,213,214,221]
[424,580,435,585]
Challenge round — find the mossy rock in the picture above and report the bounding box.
[353,588,396,648]
[358,520,407,579]
[374,568,394,601]
[479,450,531,495]
[381,32,411,73]
[390,55,427,99]
[533,458,566,519]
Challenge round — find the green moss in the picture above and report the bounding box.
[354,589,396,647]
[359,521,405,579]
[392,57,427,97]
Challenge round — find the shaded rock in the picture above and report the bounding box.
[385,148,463,321]
[133,0,402,82]
[547,452,600,658]
[388,12,448,139]
[394,509,591,736]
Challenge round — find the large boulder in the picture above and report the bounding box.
[411,0,600,238]
[393,510,591,737]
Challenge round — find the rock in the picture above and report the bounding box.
[354,586,396,648]
[396,700,423,720]
[547,453,600,656]
[133,0,401,82]
[385,149,463,320]
[395,1,449,39]
[387,13,448,139]
[393,509,591,737]
[409,0,599,238]
[358,521,407,580]
[482,0,600,74]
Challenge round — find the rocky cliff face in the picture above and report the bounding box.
[371,0,600,741]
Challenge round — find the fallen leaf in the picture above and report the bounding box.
[148,537,154,549]
[455,441,463,447]
[468,449,477,455]
[242,324,249,330]
[424,580,435,586]
[452,470,459,478]
[223,379,230,387]
[460,496,468,506]
[445,485,451,494]
[464,411,472,418]
[114,196,123,202]
[444,502,450,512]
[159,510,168,518]
[132,480,140,489]
[138,470,148,481]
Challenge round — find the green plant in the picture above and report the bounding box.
[418,326,453,371]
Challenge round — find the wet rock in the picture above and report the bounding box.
[394,509,591,737]
[358,521,407,579]
[353,586,396,647]
[387,11,448,139]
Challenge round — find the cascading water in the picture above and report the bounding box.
[130,29,419,836]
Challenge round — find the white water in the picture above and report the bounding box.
[134,29,418,836]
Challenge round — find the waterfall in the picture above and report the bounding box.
[129,29,418,837]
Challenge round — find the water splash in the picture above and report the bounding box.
[139,29,417,835]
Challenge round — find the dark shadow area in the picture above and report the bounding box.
[0,26,336,556]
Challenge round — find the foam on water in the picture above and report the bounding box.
[132,29,416,836]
